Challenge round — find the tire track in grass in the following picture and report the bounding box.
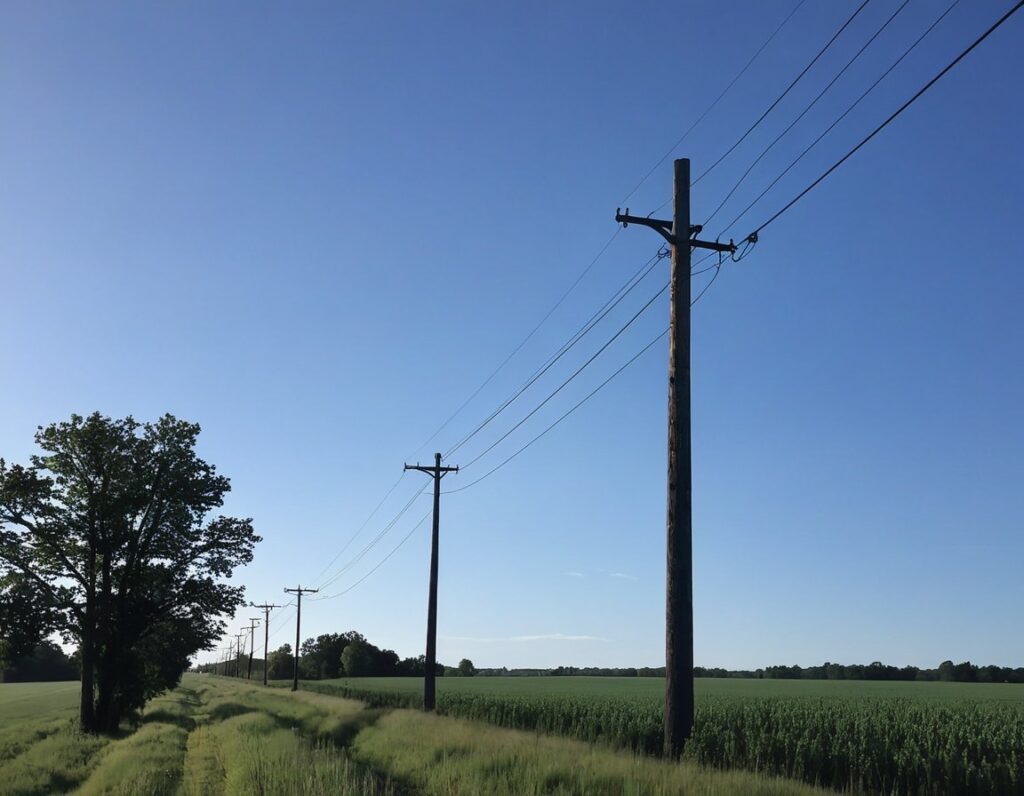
[74,687,198,796]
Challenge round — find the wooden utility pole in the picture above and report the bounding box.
[246,618,260,680]
[283,586,318,692]
[404,452,459,711]
[251,602,281,686]
[233,633,245,678]
[616,158,735,758]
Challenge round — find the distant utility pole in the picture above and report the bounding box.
[616,158,735,758]
[251,602,281,686]
[246,618,261,680]
[404,452,459,712]
[224,643,232,677]
[283,585,318,692]
[234,633,246,678]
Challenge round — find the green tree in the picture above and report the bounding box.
[266,644,294,680]
[0,413,259,732]
[458,658,477,677]
[300,632,365,680]
[0,641,78,683]
[340,639,375,676]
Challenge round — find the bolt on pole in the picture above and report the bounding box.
[404,452,459,711]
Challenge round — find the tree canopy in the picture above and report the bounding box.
[0,412,259,731]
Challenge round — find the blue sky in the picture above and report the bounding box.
[2,1,1022,671]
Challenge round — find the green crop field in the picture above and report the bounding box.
[0,677,823,795]
[302,676,1024,795]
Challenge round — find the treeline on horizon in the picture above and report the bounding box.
[521,661,1024,683]
[190,628,1024,685]
[193,631,478,680]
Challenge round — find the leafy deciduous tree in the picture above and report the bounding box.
[0,413,259,731]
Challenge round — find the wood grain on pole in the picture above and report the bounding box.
[424,452,442,711]
[665,157,694,758]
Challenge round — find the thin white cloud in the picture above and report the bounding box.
[609,572,636,580]
[563,571,584,578]
[441,633,607,643]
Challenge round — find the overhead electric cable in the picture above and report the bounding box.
[309,472,406,585]
[407,228,621,460]
[703,0,911,227]
[444,328,669,495]
[690,0,873,188]
[718,0,963,237]
[460,280,670,470]
[317,487,427,590]
[311,509,433,602]
[620,0,808,206]
[744,0,1024,241]
[444,249,667,459]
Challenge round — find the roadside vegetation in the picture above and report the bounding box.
[305,675,1024,795]
[0,676,822,796]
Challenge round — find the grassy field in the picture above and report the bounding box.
[0,677,823,795]
[301,675,1024,795]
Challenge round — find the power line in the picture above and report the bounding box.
[444,328,669,495]
[703,0,911,227]
[443,249,667,460]
[407,227,622,459]
[317,486,427,590]
[312,509,432,602]
[677,0,873,202]
[718,0,963,238]
[619,0,808,207]
[309,472,406,586]
[744,0,1024,241]
[460,279,669,470]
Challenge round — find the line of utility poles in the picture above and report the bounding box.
[251,602,281,686]
[404,453,459,711]
[283,586,318,691]
[233,162,714,752]
[616,157,735,758]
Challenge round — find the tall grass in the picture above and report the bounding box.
[306,678,1024,795]
[352,707,821,796]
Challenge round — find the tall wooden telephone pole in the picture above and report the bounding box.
[283,586,318,692]
[616,158,735,757]
[251,602,281,686]
[246,618,260,680]
[404,452,459,711]
[233,633,246,678]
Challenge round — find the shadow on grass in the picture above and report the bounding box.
[208,702,257,722]
[141,709,196,732]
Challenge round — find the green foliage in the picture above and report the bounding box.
[1,641,78,682]
[340,640,375,677]
[0,412,260,731]
[266,644,295,680]
[0,677,823,796]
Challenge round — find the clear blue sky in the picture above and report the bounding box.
[2,1,1022,671]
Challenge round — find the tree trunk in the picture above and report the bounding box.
[79,608,96,731]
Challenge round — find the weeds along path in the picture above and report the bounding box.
[178,676,397,796]
[212,677,822,796]
[74,686,199,795]
[1,677,825,795]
